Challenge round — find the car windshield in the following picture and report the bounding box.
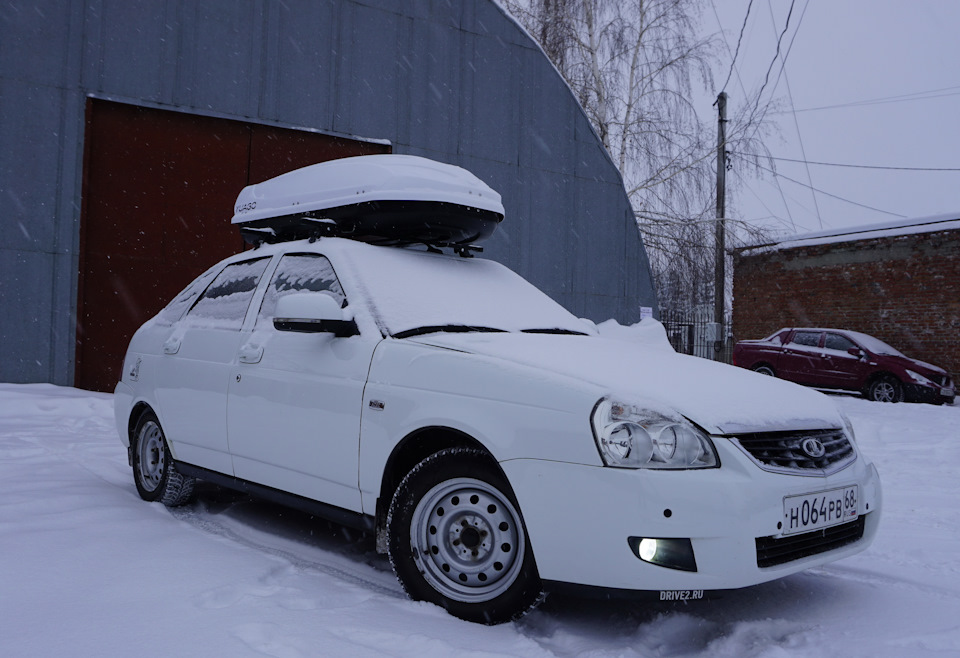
[844,330,905,357]
[337,242,593,337]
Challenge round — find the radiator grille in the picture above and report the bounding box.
[756,516,866,568]
[732,429,855,475]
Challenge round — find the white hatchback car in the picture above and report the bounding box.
[115,155,881,624]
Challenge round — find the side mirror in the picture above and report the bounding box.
[273,292,358,337]
[847,346,864,358]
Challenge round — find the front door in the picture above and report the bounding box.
[227,253,376,512]
[820,332,871,390]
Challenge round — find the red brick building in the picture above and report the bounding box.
[733,215,960,380]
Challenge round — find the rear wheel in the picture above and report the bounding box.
[387,448,542,624]
[132,411,196,506]
[752,364,775,377]
[867,375,903,403]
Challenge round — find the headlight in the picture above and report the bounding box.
[838,409,858,446]
[906,369,937,387]
[591,399,718,469]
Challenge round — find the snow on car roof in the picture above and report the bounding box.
[231,154,504,225]
[780,327,906,357]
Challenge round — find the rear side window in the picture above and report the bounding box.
[790,331,822,347]
[156,267,218,326]
[185,258,271,330]
[256,254,346,328]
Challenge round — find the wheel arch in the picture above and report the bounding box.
[864,371,905,402]
[864,370,901,389]
[375,426,504,552]
[128,401,156,441]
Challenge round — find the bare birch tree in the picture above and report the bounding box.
[501,0,773,315]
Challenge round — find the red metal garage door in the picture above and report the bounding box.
[76,99,389,392]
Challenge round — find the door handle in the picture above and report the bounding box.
[238,343,263,364]
[162,337,181,355]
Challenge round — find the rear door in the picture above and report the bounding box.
[777,330,825,385]
[154,256,272,474]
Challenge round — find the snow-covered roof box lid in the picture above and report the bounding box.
[232,154,504,246]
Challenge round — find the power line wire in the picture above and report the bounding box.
[709,0,752,101]
[743,0,805,146]
[771,0,820,227]
[748,0,795,120]
[735,152,960,171]
[781,86,960,114]
[720,0,754,93]
[751,161,907,218]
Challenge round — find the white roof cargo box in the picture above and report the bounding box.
[231,154,504,246]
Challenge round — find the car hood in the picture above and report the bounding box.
[410,332,846,435]
[881,353,948,377]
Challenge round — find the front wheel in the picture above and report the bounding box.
[867,375,904,403]
[387,448,542,624]
[132,411,196,506]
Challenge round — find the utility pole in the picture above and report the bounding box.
[713,92,728,361]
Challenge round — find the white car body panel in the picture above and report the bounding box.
[228,327,376,512]
[153,325,241,474]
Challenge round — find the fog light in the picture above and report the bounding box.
[628,537,697,572]
[638,538,658,561]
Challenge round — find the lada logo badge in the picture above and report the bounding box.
[800,437,826,459]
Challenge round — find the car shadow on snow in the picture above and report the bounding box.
[188,482,391,576]
[185,483,864,645]
[520,571,863,653]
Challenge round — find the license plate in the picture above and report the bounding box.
[783,485,858,535]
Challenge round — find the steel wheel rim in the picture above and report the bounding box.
[756,366,774,376]
[411,477,525,603]
[137,421,165,491]
[874,381,896,402]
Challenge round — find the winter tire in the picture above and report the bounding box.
[387,447,542,624]
[867,375,903,403]
[132,411,196,506]
[752,364,775,377]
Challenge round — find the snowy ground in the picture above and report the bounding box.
[2,383,959,657]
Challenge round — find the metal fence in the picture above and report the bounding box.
[659,309,733,364]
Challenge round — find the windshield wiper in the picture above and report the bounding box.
[392,325,507,339]
[521,328,590,336]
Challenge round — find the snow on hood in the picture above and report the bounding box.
[410,332,845,435]
[592,318,675,352]
[895,355,948,376]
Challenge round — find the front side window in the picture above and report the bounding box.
[186,258,271,330]
[824,333,857,352]
[791,331,822,348]
[256,254,346,328]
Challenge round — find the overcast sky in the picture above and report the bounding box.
[706,0,960,238]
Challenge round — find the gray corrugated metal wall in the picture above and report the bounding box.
[0,0,657,386]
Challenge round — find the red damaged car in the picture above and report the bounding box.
[733,328,955,405]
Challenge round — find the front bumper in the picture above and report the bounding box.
[905,383,955,405]
[501,439,881,593]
